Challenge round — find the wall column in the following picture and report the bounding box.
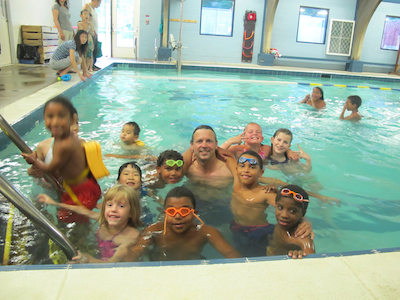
[158,0,172,61]
[346,0,382,71]
[258,0,279,66]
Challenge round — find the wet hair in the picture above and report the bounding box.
[164,187,196,208]
[273,128,293,143]
[191,125,217,143]
[244,122,261,132]
[74,30,89,56]
[238,150,263,170]
[55,0,68,9]
[276,185,309,211]
[99,185,142,228]
[157,150,183,167]
[313,87,324,100]
[348,95,362,108]
[124,122,140,136]
[117,162,142,182]
[44,96,76,118]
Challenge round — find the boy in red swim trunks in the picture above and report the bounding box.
[22,96,101,223]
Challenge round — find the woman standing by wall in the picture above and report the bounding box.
[52,0,74,45]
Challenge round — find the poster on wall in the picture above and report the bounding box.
[242,11,256,63]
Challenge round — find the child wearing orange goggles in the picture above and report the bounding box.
[125,186,240,261]
[267,185,315,259]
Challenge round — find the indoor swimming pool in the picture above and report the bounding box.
[1,63,400,264]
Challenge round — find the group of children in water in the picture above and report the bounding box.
[23,92,360,264]
[301,87,363,121]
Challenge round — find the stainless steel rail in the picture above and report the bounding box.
[0,173,77,260]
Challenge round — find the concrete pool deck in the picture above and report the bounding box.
[0,59,399,299]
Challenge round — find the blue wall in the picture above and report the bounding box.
[168,0,265,64]
[138,0,400,72]
[139,0,163,61]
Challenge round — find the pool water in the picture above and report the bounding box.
[1,66,400,263]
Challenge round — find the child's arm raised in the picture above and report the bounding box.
[295,144,312,172]
[205,225,241,258]
[220,133,245,150]
[38,194,100,220]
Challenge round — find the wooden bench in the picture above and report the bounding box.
[21,25,58,64]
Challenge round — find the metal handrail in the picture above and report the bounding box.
[0,113,64,195]
[0,173,77,260]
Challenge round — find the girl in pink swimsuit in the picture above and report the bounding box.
[39,185,142,263]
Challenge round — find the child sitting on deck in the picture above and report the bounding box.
[125,186,240,261]
[267,185,315,259]
[225,151,313,257]
[220,122,299,162]
[339,95,362,121]
[22,97,101,223]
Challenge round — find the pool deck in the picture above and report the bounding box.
[1,59,400,299]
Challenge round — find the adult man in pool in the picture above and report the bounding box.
[184,125,233,189]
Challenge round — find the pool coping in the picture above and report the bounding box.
[1,247,399,271]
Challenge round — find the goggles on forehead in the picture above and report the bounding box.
[238,156,258,165]
[163,207,204,235]
[164,159,184,167]
[281,188,309,203]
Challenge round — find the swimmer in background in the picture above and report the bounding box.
[265,128,340,204]
[22,97,101,224]
[220,122,299,161]
[125,186,240,261]
[339,95,362,121]
[267,185,315,259]
[300,87,326,109]
[225,150,313,257]
[120,122,146,150]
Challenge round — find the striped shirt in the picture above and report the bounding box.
[51,40,77,61]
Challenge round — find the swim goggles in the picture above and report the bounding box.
[164,159,184,167]
[163,207,204,235]
[238,156,258,165]
[281,188,309,203]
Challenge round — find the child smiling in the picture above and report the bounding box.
[125,187,240,261]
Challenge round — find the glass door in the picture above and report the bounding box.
[97,0,112,58]
[111,0,140,58]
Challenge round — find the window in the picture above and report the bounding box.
[381,16,400,50]
[200,0,234,37]
[297,6,329,44]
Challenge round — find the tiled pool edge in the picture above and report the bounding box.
[1,247,399,271]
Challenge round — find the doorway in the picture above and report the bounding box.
[97,0,139,59]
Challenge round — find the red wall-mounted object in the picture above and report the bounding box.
[246,12,256,21]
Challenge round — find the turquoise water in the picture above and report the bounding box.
[1,66,400,262]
